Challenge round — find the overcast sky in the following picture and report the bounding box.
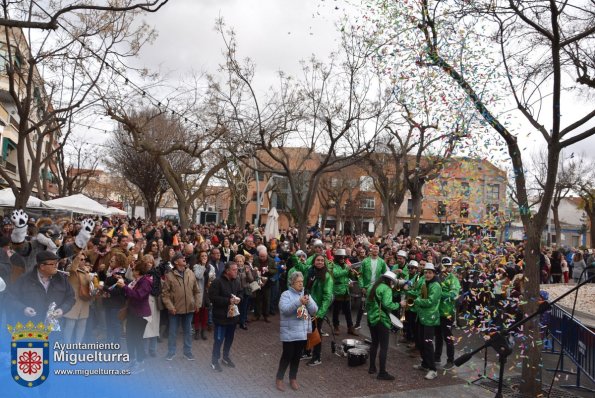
[82,0,595,173]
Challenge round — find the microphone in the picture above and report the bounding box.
[454,352,474,367]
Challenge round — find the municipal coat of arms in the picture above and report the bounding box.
[7,321,51,388]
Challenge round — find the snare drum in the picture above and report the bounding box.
[347,348,368,367]
[389,313,404,329]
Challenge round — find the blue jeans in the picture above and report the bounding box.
[145,337,157,355]
[211,324,236,363]
[239,293,250,325]
[62,318,88,344]
[168,313,193,356]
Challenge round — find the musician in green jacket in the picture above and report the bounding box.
[435,257,461,370]
[402,260,421,343]
[366,270,404,381]
[357,244,387,296]
[303,254,333,367]
[331,249,358,336]
[412,263,442,381]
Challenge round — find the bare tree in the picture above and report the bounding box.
[0,1,168,30]
[54,131,100,198]
[0,3,159,207]
[365,137,410,235]
[215,159,253,227]
[533,150,584,245]
[389,1,595,393]
[105,108,226,230]
[317,173,358,235]
[214,21,386,246]
[105,127,169,222]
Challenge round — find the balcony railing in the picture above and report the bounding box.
[4,161,16,173]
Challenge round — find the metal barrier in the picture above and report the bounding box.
[544,304,595,392]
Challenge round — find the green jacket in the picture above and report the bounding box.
[366,283,400,329]
[286,260,310,288]
[358,257,387,291]
[439,272,461,319]
[306,254,334,274]
[414,278,442,326]
[332,262,352,296]
[405,273,423,313]
[391,264,409,280]
[309,271,334,319]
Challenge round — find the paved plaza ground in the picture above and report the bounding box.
[128,308,593,398]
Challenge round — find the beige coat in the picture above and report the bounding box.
[161,268,201,314]
[64,268,92,320]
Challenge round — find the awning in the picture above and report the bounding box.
[2,137,17,160]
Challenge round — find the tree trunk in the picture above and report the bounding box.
[335,204,343,235]
[146,199,158,223]
[14,184,33,209]
[409,187,423,239]
[238,202,248,228]
[519,228,544,395]
[297,222,308,250]
[552,205,561,246]
[177,199,191,231]
[191,205,198,226]
[227,197,236,225]
[382,197,391,236]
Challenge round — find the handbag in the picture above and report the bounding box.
[247,280,261,295]
[306,319,321,350]
[77,271,92,301]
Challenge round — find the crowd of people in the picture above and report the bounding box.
[0,211,592,390]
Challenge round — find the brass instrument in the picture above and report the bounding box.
[348,261,362,278]
[421,281,428,299]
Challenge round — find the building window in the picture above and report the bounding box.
[460,202,469,218]
[461,182,470,197]
[486,203,499,215]
[251,192,257,202]
[359,176,374,192]
[407,199,413,215]
[360,197,375,209]
[439,180,448,195]
[487,184,500,201]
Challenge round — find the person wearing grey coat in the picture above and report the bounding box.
[572,252,587,283]
[275,271,318,391]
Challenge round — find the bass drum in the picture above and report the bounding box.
[347,348,368,367]
[342,339,361,353]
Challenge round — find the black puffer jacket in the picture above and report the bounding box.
[208,274,241,325]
